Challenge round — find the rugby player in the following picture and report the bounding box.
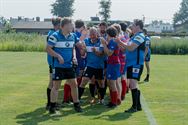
[46,17,83,114]
[45,17,61,110]
[101,26,120,108]
[117,20,145,113]
[78,27,106,104]
[143,29,151,82]
[63,20,87,104]
[112,23,123,105]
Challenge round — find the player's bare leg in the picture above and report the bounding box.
[67,78,83,112]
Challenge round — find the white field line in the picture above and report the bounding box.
[141,93,158,125]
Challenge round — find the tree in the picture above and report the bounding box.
[0,16,7,26]
[173,0,188,25]
[51,0,75,17]
[99,0,112,22]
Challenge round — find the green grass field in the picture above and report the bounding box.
[0,52,188,125]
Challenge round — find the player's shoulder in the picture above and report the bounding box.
[145,36,151,41]
[70,32,80,42]
[133,32,145,43]
[48,29,55,36]
[109,39,117,47]
[84,38,90,44]
[48,31,60,42]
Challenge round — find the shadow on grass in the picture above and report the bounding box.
[15,86,131,124]
[15,107,63,125]
[92,112,132,121]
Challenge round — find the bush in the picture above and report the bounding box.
[151,37,188,55]
[0,32,46,52]
[0,32,188,55]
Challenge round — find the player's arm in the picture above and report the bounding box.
[46,36,64,64]
[144,46,149,58]
[100,37,114,56]
[72,46,78,65]
[117,39,138,51]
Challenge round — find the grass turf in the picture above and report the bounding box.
[0,52,187,125]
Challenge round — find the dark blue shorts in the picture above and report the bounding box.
[106,64,121,80]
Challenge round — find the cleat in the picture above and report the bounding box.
[106,102,117,108]
[74,105,83,113]
[124,107,137,113]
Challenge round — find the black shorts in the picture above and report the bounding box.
[52,67,76,80]
[49,65,53,73]
[83,66,104,80]
[127,65,143,81]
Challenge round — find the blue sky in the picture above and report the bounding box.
[0,0,182,24]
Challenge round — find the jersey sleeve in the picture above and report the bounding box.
[46,30,52,42]
[108,39,117,51]
[132,35,145,46]
[47,34,57,47]
[73,33,80,43]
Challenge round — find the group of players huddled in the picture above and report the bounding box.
[45,17,151,115]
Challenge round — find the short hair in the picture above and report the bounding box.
[89,27,98,33]
[106,26,117,37]
[51,17,61,26]
[61,17,72,27]
[75,20,85,29]
[134,19,144,30]
[99,22,108,27]
[119,22,128,32]
[112,23,121,34]
[143,29,147,34]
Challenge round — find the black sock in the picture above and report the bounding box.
[104,80,107,95]
[146,74,149,79]
[47,88,51,106]
[99,88,105,100]
[89,84,96,98]
[131,89,138,109]
[50,102,56,108]
[137,90,141,108]
[78,87,85,99]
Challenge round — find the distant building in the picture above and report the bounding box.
[12,21,53,34]
[9,17,53,34]
[10,17,35,25]
[145,21,174,33]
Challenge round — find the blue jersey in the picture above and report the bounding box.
[126,32,145,66]
[47,29,56,66]
[85,38,104,69]
[75,31,86,69]
[145,36,151,55]
[47,30,78,68]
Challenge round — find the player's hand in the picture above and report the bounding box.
[57,55,64,64]
[72,57,78,65]
[100,37,106,45]
[92,47,96,52]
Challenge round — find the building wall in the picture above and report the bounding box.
[14,29,51,35]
